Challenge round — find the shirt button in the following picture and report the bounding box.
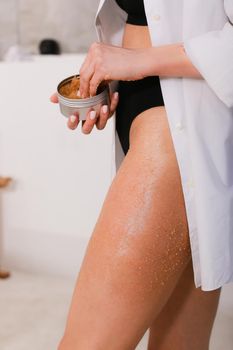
[175,122,184,130]
[153,14,161,21]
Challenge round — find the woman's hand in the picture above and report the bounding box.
[50,91,119,133]
[77,41,202,100]
[79,42,148,98]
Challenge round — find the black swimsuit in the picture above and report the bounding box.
[115,0,164,155]
[115,0,148,25]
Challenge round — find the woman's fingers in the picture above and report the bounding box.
[95,91,119,130]
[50,81,119,133]
[110,91,119,115]
[67,115,79,130]
[50,92,80,130]
[79,66,95,98]
[81,110,98,134]
[79,51,95,98]
[79,42,108,98]
[95,105,109,130]
[50,93,59,103]
[89,72,104,98]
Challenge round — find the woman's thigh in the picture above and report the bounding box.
[60,106,192,349]
[131,107,221,349]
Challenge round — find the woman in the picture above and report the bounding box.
[51,0,233,349]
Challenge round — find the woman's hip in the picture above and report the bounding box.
[115,76,165,154]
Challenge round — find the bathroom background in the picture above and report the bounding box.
[0,1,233,350]
[0,0,98,59]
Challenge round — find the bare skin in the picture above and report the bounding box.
[58,106,192,350]
[52,23,221,350]
[123,25,222,350]
[148,258,221,350]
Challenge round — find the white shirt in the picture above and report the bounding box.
[94,0,233,291]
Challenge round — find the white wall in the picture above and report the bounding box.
[0,0,18,57]
[0,0,99,58]
[0,54,113,277]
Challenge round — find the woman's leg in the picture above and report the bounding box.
[147,259,221,350]
[58,106,192,350]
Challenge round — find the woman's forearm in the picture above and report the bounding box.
[141,43,203,79]
[78,41,203,97]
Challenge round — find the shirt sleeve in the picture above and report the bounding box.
[183,0,233,108]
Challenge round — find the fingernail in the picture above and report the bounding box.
[90,110,96,120]
[77,89,81,97]
[102,105,108,114]
[113,92,119,99]
[70,115,76,123]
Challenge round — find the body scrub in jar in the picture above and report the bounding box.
[57,75,110,120]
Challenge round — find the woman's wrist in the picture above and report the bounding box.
[139,43,203,79]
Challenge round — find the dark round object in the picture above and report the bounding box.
[39,39,60,55]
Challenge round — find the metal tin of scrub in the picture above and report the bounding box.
[57,75,110,120]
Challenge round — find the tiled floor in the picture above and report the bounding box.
[0,270,233,350]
